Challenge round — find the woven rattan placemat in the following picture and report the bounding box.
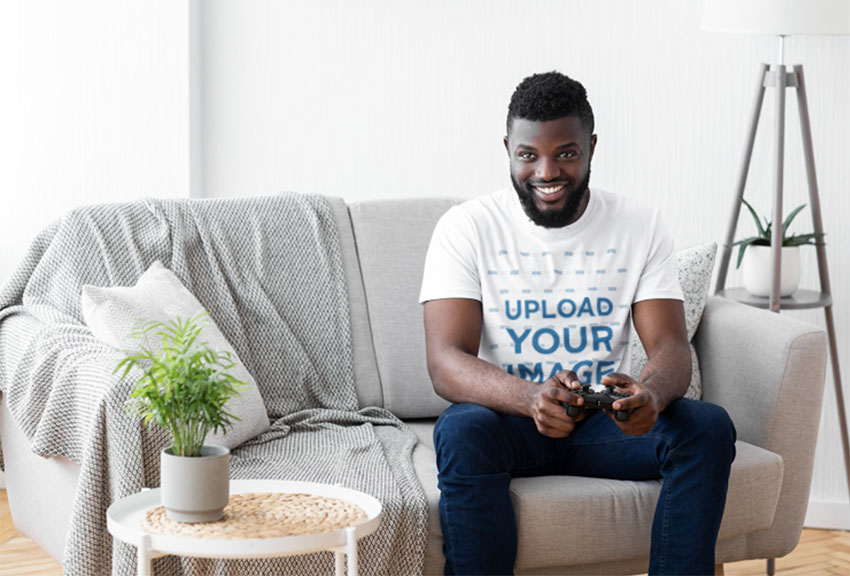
[141,492,368,539]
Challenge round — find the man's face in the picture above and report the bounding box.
[504,116,597,228]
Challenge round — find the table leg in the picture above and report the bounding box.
[137,534,152,576]
[335,550,345,576]
[345,526,358,576]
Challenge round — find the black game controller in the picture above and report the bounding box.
[561,384,633,422]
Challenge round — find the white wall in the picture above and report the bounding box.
[0,0,193,283]
[0,1,194,487]
[1,0,848,527]
[198,0,850,527]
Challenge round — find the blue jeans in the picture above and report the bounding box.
[433,399,736,576]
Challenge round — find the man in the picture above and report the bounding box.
[419,71,736,576]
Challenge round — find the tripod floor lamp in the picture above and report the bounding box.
[702,0,850,553]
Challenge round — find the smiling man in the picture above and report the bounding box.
[419,72,737,576]
[509,111,594,229]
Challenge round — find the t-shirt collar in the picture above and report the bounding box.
[507,185,599,241]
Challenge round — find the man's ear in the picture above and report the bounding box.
[503,136,510,156]
[590,134,598,159]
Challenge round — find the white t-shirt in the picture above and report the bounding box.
[419,187,683,385]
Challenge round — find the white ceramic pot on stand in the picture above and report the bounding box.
[742,245,800,298]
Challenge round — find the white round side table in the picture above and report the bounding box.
[107,479,383,576]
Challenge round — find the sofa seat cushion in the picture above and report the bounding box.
[406,420,783,573]
[407,421,444,575]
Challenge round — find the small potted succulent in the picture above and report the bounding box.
[732,199,823,297]
[116,313,246,522]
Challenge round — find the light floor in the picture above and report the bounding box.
[0,490,847,575]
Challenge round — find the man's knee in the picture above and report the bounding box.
[434,403,503,445]
[434,403,510,475]
[665,399,737,460]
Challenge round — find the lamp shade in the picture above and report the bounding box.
[701,0,850,35]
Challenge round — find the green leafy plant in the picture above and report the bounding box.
[732,199,824,269]
[116,313,246,457]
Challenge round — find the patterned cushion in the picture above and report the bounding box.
[629,242,717,400]
[80,260,270,448]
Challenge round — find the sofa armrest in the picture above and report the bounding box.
[693,295,828,557]
[695,296,827,448]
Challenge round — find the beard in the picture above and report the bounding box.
[511,169,591,229]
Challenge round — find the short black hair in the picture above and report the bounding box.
[506,71,595,135]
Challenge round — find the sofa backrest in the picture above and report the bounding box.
[347,198,460,419]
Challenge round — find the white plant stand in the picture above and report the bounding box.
[107,479,383,576]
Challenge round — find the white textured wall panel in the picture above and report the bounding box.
[0,0,191,283]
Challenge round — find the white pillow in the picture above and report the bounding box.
[81,261,270,449]
[629,242,717,400]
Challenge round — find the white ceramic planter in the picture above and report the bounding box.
[742,245,801,298]
[160,445,230,523]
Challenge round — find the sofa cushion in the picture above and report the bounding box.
[629,242,717,400]
[80,260,270,449]
[349,198,459,419]
[406,420,445,576]
[326,197,383,409]
[407,418,783,573]
[511,441,781,570]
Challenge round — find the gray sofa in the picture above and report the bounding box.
[0,196,828,574]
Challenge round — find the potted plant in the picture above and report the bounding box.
[116,313,246,522]
[732,199,823,298]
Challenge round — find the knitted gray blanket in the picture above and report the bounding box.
[0,194,427,575]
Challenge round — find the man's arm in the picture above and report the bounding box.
[632,298,692,408]
[424,297,584,438]
[604,298,691,435]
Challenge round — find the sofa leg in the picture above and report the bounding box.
[766,558,775,575]
[714,563,725,575]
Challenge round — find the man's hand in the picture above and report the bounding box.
[601,373,662,436]
[527,370,585,438]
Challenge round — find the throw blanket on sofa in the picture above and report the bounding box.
[0,194,428,575]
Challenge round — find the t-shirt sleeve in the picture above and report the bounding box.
[419,206,482,304]
[633,210,684,303]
